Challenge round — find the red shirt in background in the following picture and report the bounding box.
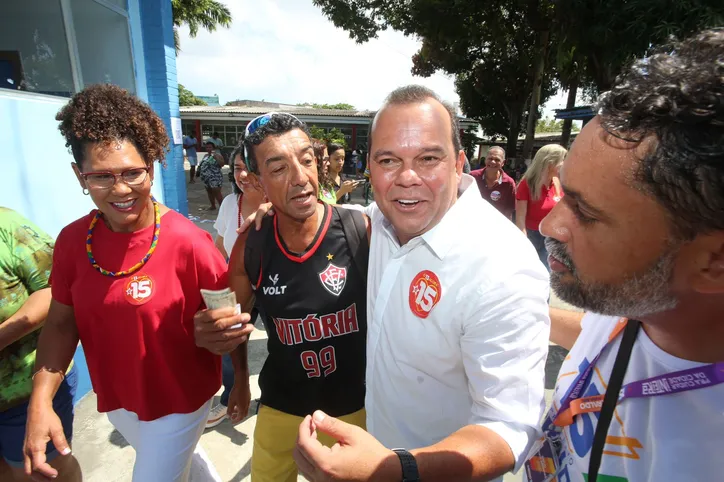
[516,178,563,231]
[51,210,227,421]
[470,168,517,220]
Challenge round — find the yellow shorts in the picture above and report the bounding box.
[251,405,366,482]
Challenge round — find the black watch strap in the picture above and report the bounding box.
[392,448,420,482]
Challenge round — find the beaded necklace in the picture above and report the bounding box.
[85,197,161,277]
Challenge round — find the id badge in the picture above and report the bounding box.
[524,433,562,482]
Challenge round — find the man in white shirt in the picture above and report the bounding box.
[526,29,724,482]
[294,85,551,481]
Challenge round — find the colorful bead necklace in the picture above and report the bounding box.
[85,197,161,277]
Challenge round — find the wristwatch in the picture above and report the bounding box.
[392,448,420,482]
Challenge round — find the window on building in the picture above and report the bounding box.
[0,1,75,96]
[182,121,196,137]
[71,0,135,93]
[0,0,134,97]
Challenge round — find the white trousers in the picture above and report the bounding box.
[107,398,221,482]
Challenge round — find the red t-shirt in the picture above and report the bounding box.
[470,168,517,220]
[51,210,227,421]
[515,178,563,231]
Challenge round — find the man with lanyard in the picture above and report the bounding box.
[292,85,551,481]
[193,113,369,482]
[470,146,516,221]
[525,29,724,482]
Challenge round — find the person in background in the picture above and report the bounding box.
[515,144,566,268]
[0,208,81,482]
[23,84,253,482]
[183,133,198,184]
[328,142,358,204]
[294,85,549,482]
[207,143,267,429]
[211,132,224,151]
[531,29,724,482]
[470,146,517,221]
[313,139,336,205]
[199,140,225,211]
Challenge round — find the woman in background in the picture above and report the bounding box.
[198,141,225,211]
[327,142,357,204]
[515,144,567,269]
[207,142,266,429]
[313,139,336,205]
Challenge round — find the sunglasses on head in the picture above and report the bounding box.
[244,112,301,137]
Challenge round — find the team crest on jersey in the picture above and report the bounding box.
[318,263,347,296]
[124,274,154,305]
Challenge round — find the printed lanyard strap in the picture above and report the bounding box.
[542,318,629,433]
[554,360,724,426]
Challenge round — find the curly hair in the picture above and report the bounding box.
[598,28,724,239]
[242,113,311,174]
[312,138,334,190]
[56,84,169,168]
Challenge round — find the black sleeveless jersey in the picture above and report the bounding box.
[249,204,367,417]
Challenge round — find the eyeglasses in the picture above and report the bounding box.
[80,167,150,190]
[244,112,301,137]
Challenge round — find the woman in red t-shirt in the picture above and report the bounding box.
[515,144,567,270]
[22,85,253,482]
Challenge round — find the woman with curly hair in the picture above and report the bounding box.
[23,84,251,481]
[312,138,336,204]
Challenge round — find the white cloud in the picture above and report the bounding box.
[175,0,458,111]
[175,0,571,117]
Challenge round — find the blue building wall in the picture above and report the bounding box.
[140,0,188,217]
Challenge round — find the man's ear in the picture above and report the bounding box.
[689,233,724,294]
[71,162,87,190]
[456,151,465,176]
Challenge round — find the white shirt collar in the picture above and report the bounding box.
[380,174,477,260]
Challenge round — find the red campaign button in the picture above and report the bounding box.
[408,270,442,319]
[124,274,155,306]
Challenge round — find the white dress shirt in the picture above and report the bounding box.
[361,174,550,475]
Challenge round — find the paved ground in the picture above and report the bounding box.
[72,165,572,481]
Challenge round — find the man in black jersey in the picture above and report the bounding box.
[194,113,369,482]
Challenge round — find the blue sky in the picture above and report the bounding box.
[176,0,570,117]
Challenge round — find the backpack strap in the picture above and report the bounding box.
[244,215,274,292]
[335,206,369,285]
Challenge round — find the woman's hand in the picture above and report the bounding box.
[24,401,71,479]
[237,202,274,234]
[227,377,252,423]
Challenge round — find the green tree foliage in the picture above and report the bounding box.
[535,117,579,133]
[312,0,558,159]
[178,84,207,106]
[309,126,347,147]
[172,0,232,54]
[298,103,356,110]
[555,0,724,93]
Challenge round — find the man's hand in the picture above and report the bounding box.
[294,411,401,482]
[238,202,274,234]
[227,377,251,423]
[24,402,71,480]
[193,307,254,355]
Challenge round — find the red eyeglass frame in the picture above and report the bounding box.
[80,167,151,188]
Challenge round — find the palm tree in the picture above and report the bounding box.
[172,0,232,54]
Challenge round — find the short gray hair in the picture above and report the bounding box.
[373,85,463,153]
